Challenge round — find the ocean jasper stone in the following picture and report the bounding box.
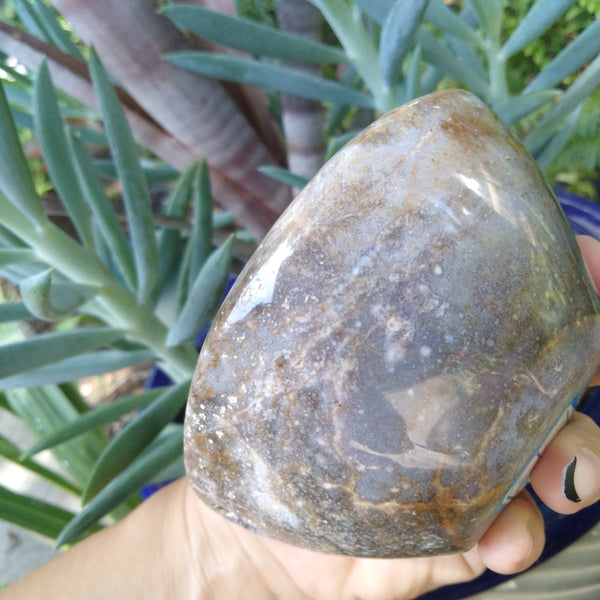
[184,89,600,558]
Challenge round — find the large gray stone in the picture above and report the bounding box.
[184,90,600,557]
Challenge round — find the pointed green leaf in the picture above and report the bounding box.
[5,385,106,487]
[470,0,503,42]
[67,132,136,289]
[88,48,158,302]
[0,302,31,323]
[0,484,93,541]
[0,435,81,495]
[13,0,47,39]
[0,349,155,390]
[83,382,189,501]
[0,248,38,266]
[416,28,487,97]
[91,158,179,185]
[325,130,361,160]
[213,212,235,229]
[525,17,600,93]
[494,90,560,126]
[534,102,584,172]
[379,0,429,87]
[148,454,185,485]
[0,222,27,248]
[354,0,393,24]
[19,268,98,321]
[56,427,182,547]
[525,53,600,156]
[188,160,214,288]
[0,326,124,379]
[33,61,94,248]
[164,51,375,108]
[500,0,577,59]
[424,0,482,48]
[404,43,422,102]
[29,0,85,61]
[0,80,46,225]
[167,237,233,347]
[258,165,311,189]
[161,4,347,64]
[151,164,197,306]
[22,387,166,458]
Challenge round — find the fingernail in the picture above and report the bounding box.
[563,449,600,503]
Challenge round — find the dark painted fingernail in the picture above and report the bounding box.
[563,451,600,503]
[563,457,581,503]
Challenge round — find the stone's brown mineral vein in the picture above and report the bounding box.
[184,89,600,558]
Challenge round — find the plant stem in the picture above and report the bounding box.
[312,0,396,112]
[0,193,198,382]
[486,39,509,104]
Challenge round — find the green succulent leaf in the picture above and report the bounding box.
[469,0,503,43]
[5,385,107,488]
[151,163,197,306]
[0,326,124,380]
[67,131,136,290]
[354,0,392,24]
[88,48,158,302]
[28,0,85,61]
[525,53,600,155]
[535,102,584,173]
[0,248,38,266]
[166,236,233,348]
[56,426,183,547]
[0,80,46,226]
[0,302,32,323]
[500,0,577,60]
[161,4,347,64]
[13,0,47,39]
[424,0,482,48]
[83,382,189,502]
[188,160,214,289]
[525,17,600,93]
[494,90,560,126]
[164,51,375,108]
[0,434,81,495]
[404,43,423,102]
[416,28,487,98]
[0,484,96,541]
[325,130,361,161]
[0,349,155,391]
[19,268,98,322]
[257,166,310,189]
[22,387,167,458]
[379,0,429,88]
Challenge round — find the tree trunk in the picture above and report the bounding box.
[49,0,291,238]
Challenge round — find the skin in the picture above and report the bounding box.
[2,236,600,600]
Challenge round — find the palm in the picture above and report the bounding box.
[236,519,485,600]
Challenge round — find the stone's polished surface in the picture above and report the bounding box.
[184,89,600,558]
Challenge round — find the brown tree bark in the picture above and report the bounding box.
[47,0,291,238]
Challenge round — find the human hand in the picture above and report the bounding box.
[170,238,600,600]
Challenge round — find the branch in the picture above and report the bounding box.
[47,0,291,237]
[277,0,325,185]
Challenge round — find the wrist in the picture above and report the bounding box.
[143,479,205,599]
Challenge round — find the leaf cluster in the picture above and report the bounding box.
[0,48,234,544]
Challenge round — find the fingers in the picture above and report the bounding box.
[576,236,600,385]
[477,490,545,575]
[576,235,600,294]
[529,411,600,514]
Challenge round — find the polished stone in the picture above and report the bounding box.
[184,89,600,557]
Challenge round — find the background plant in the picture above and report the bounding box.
[0,0,599,556]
